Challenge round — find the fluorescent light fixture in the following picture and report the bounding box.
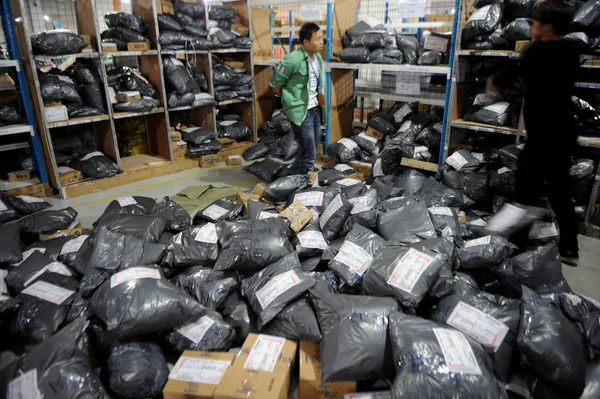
[43,15,50,21]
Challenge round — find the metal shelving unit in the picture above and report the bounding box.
[0,0,48,185]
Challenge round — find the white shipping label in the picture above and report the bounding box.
[184,127,199,133]
[373,158,383,177]
[446,301,509,351]
[116,196,137,207]
[498,167,511,174]
[338,138,358,150]
[414,146,429,155]
[464,235,491,248]
[320,194,344,229]
[0,269,7,294]
[203,204,229,220]
[486,203,528,233]
[468,5,490,21]
[429,207,453,216]
[176,316,215,344]
[218,120,237,127]
[21,281,74,305]
[255,269,302,310]
[358,132,379,143]
[243,334,287,372]
[485,102,509,114]
[334,241,373,277]
[394,104,413,123]
[424,34,448,52]
[336,178,361,186]
[8,369,42,399]
[395,80,421,96]
[297,231,328,250]
[300,4,324,21]
[169,356,231,385]
[59,235,89,255]
[446,152,469,170]
[23,261,72,287]
[0,199,6,212]
[258,211,279,219]
[294,191,324,207]
[528,221,558,240]
[397,0,427,18]
[345,392,392,399]
[110,267,161,289]
[57,75,74,84]
[171,58,185,67]
[335,163,354,172]
[348,195,371,214]
[432,328,482,375]
[229,155,242,160]
[194,223,218,244]
[16,195,45,203]
[387,248,434,294]
[472,152,485,162]
[13,248,46,266]
[469,218,488,227]
[80,151,103,161]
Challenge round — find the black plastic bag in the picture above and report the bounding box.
[5,250,73,295]
[389,312,507,399]
[518,286,587,397]
[457,235,517,269]
[292,223,328,258]
[462,4,503,41]
[163,55,200,95]
[465,100,511,126]
[3,195,51,215]
[318,169,344,186]
[501,18,532,40]
[209,4,237,19]
[162,224,219,268]
[340,208,378,236]
[570,158,596,203]
[33,30,88,55]
[212,30,237,48]
[105,12,147,32]
[12,273,79,343]
[101,195,156,217]
[212,63,241,86]
[19,207,77,235]
[0,106,21,125]
[39,73,82,103]
[418,50,442,65]
[243,143,269,161]
[57,234,93,276]
[289,187,341,215]
[319,194,354,241]
[23,236,72,262]
[108,342,168,399]
[334,47,370,63]
[0,224,22,264]
[464,29,508,50]
[0,198,21,224]
[396,34,419,64]
[242,253,315,328]
[90,265,206,341]
[368,47,404,64]
[159,31,208,46]
[173,1,204,17]
[0,318,109,398]
[114,98,158,113]
[183,24,208,37]
[332,178,367,197]
[168,92,195,107]
[351,132,382,156]
[158,14,184,31]
[573,0,600,32]
[67,103,102,117]
[344,32,387,50]
[506,0,535,17]
[181,126,217,145]
[214,218,293,272]
[221,292,254,345]
[264,174,309,202]
[262,296,321,342]
[377,198,436,242]
[278,131,299,160]
[194,199,242,224]
[445,149,485,171]
[172,266,236,310]
[498,144,523,169]
[163,310,236,353]
[71,151,123,178]
[489,167,516,198]
[188,139,223,157]
[153,196,191,232]
[328,138,360,163]
[102,26,150,44]
[244,158,284,183]
[368,113,396,136]
[441,169,491,206]
[218,120,252,140]
[311,290,398,382]
[95,213,165,243]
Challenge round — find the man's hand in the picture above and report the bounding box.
[273,87,282,97]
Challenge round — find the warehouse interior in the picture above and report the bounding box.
[1,0,600,398]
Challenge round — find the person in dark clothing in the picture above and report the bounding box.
[489,0,581,265]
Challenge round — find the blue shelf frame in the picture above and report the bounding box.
[0,0,48,184]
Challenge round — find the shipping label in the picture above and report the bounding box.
[21,281,74,305]
[294,191,324,207]
[446,151,468,170]
[446,301,509,351]
[176,316,215,344]
[387,248,434,293]
[194,223,218,244]
[243,334,287,372]
[169,356,231,385]
[428,206,453,216]
[464,235,491,248]
[432,328,482,375]
[320,194,343,229]
[335,163,355,172]
[8,369,42,399]
[297,231,328,250]
[255,269,302,309]
[338,138,358,150]
[59,235,89,255]
[116,196,137,207]
[203,204,229,220]
[334,241,373,277]
[348,195,372,214]
[16,195,45,203]
[110,267,161,289]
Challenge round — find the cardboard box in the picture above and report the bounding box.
[308,171,318,186]
[218,142,253,162]
[3,183,47,198]
[45,105,69,123]
[173,140,188,161]
[116,91,142,103]
[157,0,175,14]
[170,131,182,141]
[226,155,242,166]
[57,166,83,185]
[515,40,530,53]
[80,34,97,51]
[0,73,14,85]
[163,351,235,399]
[349,161,372,176]
[43,99,62,107]
[299,341,356,399]
[279,200,313,233]
[102,42,118,52]
[39,222,83,241]
[316,154,337,166]
[213,334,297,399]
[127,42,150,51]
[8,170,32,182]
[458,211,467,224]
[200,154,219,168]
[217,137,236,145]
[400,158,438,172]
[236,191,260,207]
[365,127,385,140]
[251,182,267,197]
[231,23,249,37]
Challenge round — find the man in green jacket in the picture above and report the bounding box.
[269,23,327,175]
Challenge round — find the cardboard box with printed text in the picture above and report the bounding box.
[279,200,313,234]
[299,341,356,399]
[8,170,32,182]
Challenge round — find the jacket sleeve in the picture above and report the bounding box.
[269,55,297,89]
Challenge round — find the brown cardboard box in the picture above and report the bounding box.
[170,131,182,141]
[299,341,356,399]
[80,34,97,51]
[39,222,83,241]
[231,23,249,37]
[8,170,32,182]
[3,183,47,198]
[102,42,118,52]
[200,154,219,168]
[116,91,142,103]
[217,137,236,145]
[127,42,150,51]
[57,166,83,185]
[279,200,313,233]
[213,334,297,399]
[458,211,467,224]
[173,140,188,161]
[308,171,318,186]
[226,155,242,166]
[400,158,438,172]
[515,40,530,53]
[316,154,337,166]
[349,161,372,176]
[0,74,14,85]
[224,61,245,69]
[235,192,261,213]
[218,142,253,162]
[158,0,175,14]
[365,127,385,140]
[163,351,235,399]
[251,182,267,197]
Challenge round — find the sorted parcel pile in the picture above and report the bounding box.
[208,3,251,49]
[101,12,149,50]
[158,2,212,51]
[1,139,598,398]
[162,55,215,108]
[212,57,253,102]
[107,66,160,113]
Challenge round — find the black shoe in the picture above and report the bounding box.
[560,249,579,267]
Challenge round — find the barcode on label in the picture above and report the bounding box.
[446,301,509,351]
[21,281,74,305]
[464,236,491,248]
[428,207,453,216]
[446,152,468,170]
[297,231,328,250]
[60,235,89,255]
[348,195,371,214]
[169,357,231,385]
[294,191,324,207]
[255,269,302,309]
[110,267,161,289]
[387,248,434,294]
[243,334,286,372]
[335,163,354,172]
[194,223,218,244]
[203,204,229,220]
[338,138,358,150]
[116,196,137,207]
[432,328,482,375]
[176,316,215,344]
[334,241,373,278]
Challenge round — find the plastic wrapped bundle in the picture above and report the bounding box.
[212,29,237,48]
[173,1,204,17]
[427,206,463,238]
[194,199,242,224]
[319,194,354,241]
[263,174,308,202]
[377,198,436,242]
[0,106,21,126]
[418,50,443,65]
[372,141,403,177]
[277,131,299,160]
[19,207,77,235]
[108,342,168,399]
[573,0,600,32]
[163,310,236,353]
[95,213,166,243]
[39,73,82,103]
[105,12,148,32]
[465,101,511,126]
[159,31,209,47]
[288,187,340,215]
[3,195,51,215]
[368,47,403,64]
[292,223,328,258]
[498,144,523,169]
[570,158,596,203]
[32,30,88,55]
[489,168,516,199]
[181,126,216,145]
[388,312,508,399]
[158,14,184,31]
[367,113,396,136]
[501,18,531,40]
[334,47,370,63]
[153,196,191,232]
[5,250,73,295]
[218,120,252,140]
[462,4,503,41]
[172,266,236,310]
[114,98,158,113]
[243,143,269,161]
[445,149,485,172]
[90,265,206,340]
[518,286,587,397]
[209,4,237,19]
[214,218,294,272]
[188,139,224,157]
[328,138,360,162]
[464,29,508,50]
[101,195,156,217]
[396,34,419,64]
[162,224,219,268]
[262,296,321,342]
[243,158,285,182]
[311,290,398,382]
[221,292,254,345]
[183,24,208,37]
[168,92,195,107]
[0,224,21,264]
[351,132,382,155]
[343,32,387,50]
[457,235,517,269]
[102,27,150,44]
[162,56,200,95]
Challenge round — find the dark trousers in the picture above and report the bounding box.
[515,142,578,252]
[289,108,321,175]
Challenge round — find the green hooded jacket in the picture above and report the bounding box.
[269,46,327,126]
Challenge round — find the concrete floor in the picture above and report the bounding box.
[46,162,600,300]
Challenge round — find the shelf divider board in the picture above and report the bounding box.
[133,0,159,50]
